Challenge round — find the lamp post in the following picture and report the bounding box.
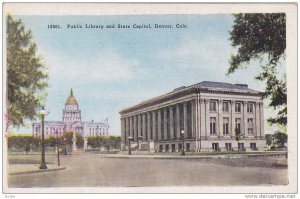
[137,136,142,154]
[63,137,67,155]
[181,130,185,156]
[56,131,60,166]
[128,136,133,155]
[39,107,47,169]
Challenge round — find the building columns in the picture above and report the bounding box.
[199,99,205,139]
[157,110,162,140]
[142,114,146,141]
[134,115,138,142]
[218,100,223,137]
[129,117,133,139]
[231,100,235,138]
[244,101,248,138]
[255,102,260,138]
[169,106,174,140]
[147,112,151,142]
[260,102,264,138]
[205,99,210,138]
[183,102,188,138]
[121,118,125,146]
[137,114,141,141]
[191,100,195,139]
[163,108,168,140]
[176,104,180,140]
[152,111,156,141]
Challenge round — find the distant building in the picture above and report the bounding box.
[32,89,109,138]
[119,81,265,152]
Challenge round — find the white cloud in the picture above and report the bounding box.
[157,37,231,70]
[84,51,142,81]
[42,48,143,83]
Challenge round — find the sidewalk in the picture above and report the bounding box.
[94,152,287,167]
[86,150,288,160]
[9,164,66,176]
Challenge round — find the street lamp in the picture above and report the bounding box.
[39,107,47,169]
[56,131,60,166]
[63,137,67,155]
[181,130,185,156]
[128,136,133,155]
[137,136,142,153]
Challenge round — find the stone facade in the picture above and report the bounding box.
[32,89,109,139]
[119,81,265,152]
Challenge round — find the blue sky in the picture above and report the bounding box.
[12,14,285,135]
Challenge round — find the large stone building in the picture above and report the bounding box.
[119,81,265,152]
[32,89,109,139]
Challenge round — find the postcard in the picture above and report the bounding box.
[2,2,297,196]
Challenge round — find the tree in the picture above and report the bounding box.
[63,131,73,145]
[7,135,40,152]
[265,134,273,146]
[109,136,121,150]
[273,131,287,148]
[228,13,286,126]
[45,136,57,147]
[7,15,48,127]
[76,133,84,148]
[87,136,103,149]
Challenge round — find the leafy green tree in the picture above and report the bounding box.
[7,15,48,127]
[8,135,40,152]
[63,131,73,145]
[265,134,273,146]
[273,131,287,148]
[76,133,84,148]
[45,136,57,147]
[228,13,286,126]
[88,136,103,149]
[109,136,121,150]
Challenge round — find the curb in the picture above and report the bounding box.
[9,167,67,176]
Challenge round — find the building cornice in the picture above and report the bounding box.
[120,85,264,115]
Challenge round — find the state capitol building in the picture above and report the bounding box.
[32,89,109,138]
[120,81,266,152]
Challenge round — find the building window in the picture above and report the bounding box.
[186,143,191,152]
[247,103,254,113]
[210,117,216,135]
[223,117,229,135]
[159,145,163,152]
[235,118,241,134]
[165,144,169,152]
[248,118,254,135]
[238,143,245,151]
[171,144,176,152]
[178,143,183,151]
[223,101,229,112]
[212,143,219,151]
[235,102,241,113]
[210,101,217,112]
[250,143,257,150]
[225,143,232,151]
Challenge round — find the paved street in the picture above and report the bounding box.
[8,153,288,187]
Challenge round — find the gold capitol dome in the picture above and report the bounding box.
[65,89,78,105]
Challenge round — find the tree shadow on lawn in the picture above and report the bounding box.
[9,158,53,165]
[183,157,288,169]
